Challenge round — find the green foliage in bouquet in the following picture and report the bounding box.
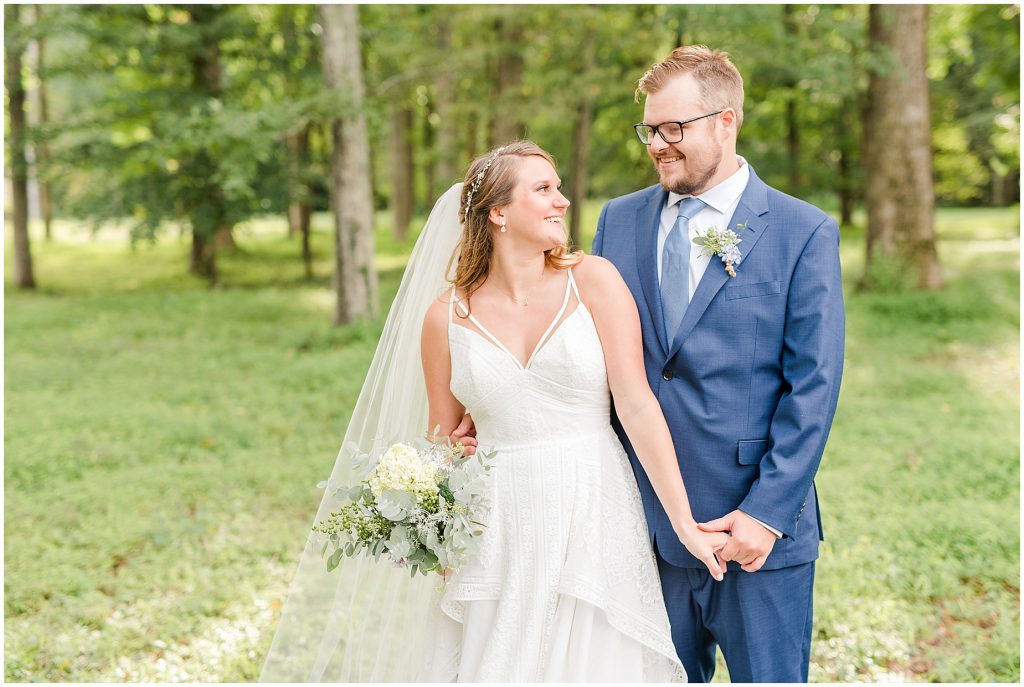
[312,431,495,577]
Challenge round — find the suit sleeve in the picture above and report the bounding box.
[739,217,845,538]
[591,202,610,256]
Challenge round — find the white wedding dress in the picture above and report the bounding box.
[425,269,685,682]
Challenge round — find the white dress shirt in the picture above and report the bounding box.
[657,157,783,541]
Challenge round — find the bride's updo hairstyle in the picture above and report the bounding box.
[448,140,582,306]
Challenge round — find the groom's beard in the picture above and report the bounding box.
[657,148,722,196]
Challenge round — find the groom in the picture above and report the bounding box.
[592,46,844,682]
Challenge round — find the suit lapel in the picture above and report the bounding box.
[668,168,771,356]
[635,187,670,356]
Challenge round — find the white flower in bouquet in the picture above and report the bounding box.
[368,442,439,502]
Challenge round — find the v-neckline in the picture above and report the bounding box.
[450,270,577,371]
[450,305,586,372]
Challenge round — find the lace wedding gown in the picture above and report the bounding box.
[425,269,685,682]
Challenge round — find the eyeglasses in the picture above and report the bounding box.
[633,111,723,145]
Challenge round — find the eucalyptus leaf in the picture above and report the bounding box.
[326,547,345,572]
[376,490,416,521]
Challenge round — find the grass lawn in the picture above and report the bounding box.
[4,203,1020,682]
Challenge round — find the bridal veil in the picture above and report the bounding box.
[260,184,465,681]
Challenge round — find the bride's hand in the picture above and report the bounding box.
[450,413,478,456]
[675,524,729,581]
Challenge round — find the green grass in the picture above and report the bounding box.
[5,204,1020,682]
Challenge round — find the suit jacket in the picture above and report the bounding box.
[593,166,845,570]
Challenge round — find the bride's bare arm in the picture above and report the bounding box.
[421,298,466,441]
[575,255,727,580]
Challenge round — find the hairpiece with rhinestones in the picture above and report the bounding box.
[463,146,505,213]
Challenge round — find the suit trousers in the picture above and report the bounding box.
[656,547,816,683]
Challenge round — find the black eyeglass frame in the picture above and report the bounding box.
[633,110,724,145]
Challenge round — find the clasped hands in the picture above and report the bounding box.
[452,415,776,576]
[678,510,777,581]
[697,510,778,574]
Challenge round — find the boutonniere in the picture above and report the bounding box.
[692,222,746,277]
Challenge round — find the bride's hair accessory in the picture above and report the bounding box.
[463,146,505,213]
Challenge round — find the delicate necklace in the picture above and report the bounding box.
[491,273,544,306]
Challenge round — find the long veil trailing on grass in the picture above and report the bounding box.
[260,184,465,682]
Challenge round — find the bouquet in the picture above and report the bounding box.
[311,433,494,577]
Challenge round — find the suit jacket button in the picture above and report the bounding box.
[662,370,673,381]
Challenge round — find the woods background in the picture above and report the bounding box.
[4,3,1020,683]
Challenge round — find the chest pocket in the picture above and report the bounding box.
[725,280,782,300]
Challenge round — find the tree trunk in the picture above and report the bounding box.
[422,91,436,205]
[215,222,236,249]
[465,110,479,165]
[187,9,229,281]
[784,4,801,195]
[5,5,36,289]
[320,3,378,324]
[786,98,800,194]
[32,4,52,241]
[432,16,457,196]
[286,131,301,238]
[568,97,593,249]
[862,4,942,290]
[491,16,525,144]
[568,26,598,250]
[190,231,217,281]
[286,124,311,237]
[390,105,413,241]
[836,97,855,227]
[301,202,313,280]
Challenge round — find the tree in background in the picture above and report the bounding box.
[5,4,36,289]
[320,3,377,324]
[49,5,296,283]
[862,4,943,291]
[30,3,55,242]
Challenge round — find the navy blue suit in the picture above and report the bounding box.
[593,166,844,681]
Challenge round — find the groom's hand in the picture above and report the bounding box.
[450,413,478,456]
[698,510,777,573]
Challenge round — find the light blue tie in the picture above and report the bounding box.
[661,196,706,348]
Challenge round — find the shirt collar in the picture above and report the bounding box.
[668,156,749,213]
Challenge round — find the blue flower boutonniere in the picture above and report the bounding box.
[693,222,746,277]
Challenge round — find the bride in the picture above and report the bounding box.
[261,141,726,683]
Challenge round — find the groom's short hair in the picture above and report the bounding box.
[636,45,745,131]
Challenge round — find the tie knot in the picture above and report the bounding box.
[676,196,707,221]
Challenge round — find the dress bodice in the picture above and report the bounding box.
[447,269,611,446]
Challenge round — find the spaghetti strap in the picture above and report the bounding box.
[524,271,574,368]
[463,311,516,359]
[567,268,582,305]
[451,287,472,320]
[448,286,456,324]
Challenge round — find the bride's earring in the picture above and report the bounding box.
[499,219,507,233]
